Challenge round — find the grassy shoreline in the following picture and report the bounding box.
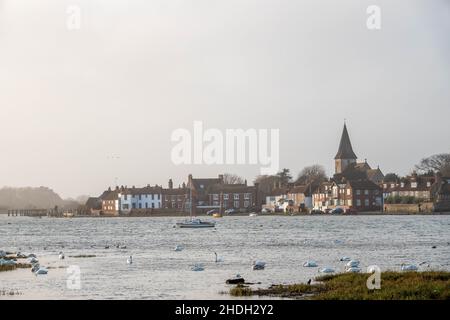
[229,271,450,300]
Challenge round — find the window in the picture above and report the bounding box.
[244,200,250,207]
[400,183,405,188]
[383,184,387,189]
[213,201,219,206]
[346,189,351,196]
[364,190,369,195]
[426,182,431,187]
[244,193,250,199]
[411,182,417,188]
[123,204,129,210]
[213,194,219,200]
[124,195,128,200]
[151,203,155,208]
[223,194,229,200]
[234,194,240,200]
[390,183,395,188]
[139,203,142,209]
[347,199,352,206]
[234,201,240,208]
[365,199,369,206]
[145,203,148,209]
[132,203,136,209]
[356,199,361,206]
[356,189,361,195]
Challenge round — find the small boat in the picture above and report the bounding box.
[249,213,258,217]
[226,274,245,284]
[176,218,215,228]
[59,252,65,260]
[339,256,351,262]
[213,213,222,218]
[252,261,266,270]
[127,256,133,265]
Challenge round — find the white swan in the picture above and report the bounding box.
[252,261,266,270]
[401,263,418,271]
[345,266,362,273]
[174,245,184,252]
[35,267,48,275]
[214,252,224,263]
[339,256,351,262]
[191,264,204,271]
[127,256,133,265]
[303,261,318,267]
[318,267,335,273]
[346,260,360,268]
[59,252,65,260]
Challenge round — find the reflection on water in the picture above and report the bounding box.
[0,215,449,299]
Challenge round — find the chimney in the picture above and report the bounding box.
[218,174,224,183]
[182,182,186,188]
[168,179,173,189]
[244,179,247,186]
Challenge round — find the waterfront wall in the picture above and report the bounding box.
[384,202,434,213]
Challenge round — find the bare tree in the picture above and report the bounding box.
[296,164,327,184]
[223,173,245,184]
[254,175,281,193]
[415,153,450,176]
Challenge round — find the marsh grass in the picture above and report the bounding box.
[0,263,31,272]
[229,271,450,300]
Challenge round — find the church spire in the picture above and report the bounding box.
[334,123,357,160]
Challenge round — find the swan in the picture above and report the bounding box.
[345,266,362,273]
[252,261,266,270]
[401,264,418,271]
[127,256,133,265]
[214,252,224,263]
[35,267,48,275]
[174,245,184,252]
[339,256,351,262]
[318,267,335,273]
[59,252,65,260]
[191,264,204,271]
[31,264,40,273]
[346,260,360,268]
[303,261,318,267]
[28,257,39,264]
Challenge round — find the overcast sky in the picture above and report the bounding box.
[0,0,449,198]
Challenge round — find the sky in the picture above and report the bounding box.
[0,0,449,199]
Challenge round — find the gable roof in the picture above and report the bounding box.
[334,123,357,160]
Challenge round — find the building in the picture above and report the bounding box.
[162,179,189,211]
[84,197,102,215]
[312,123,383,212]
[189,174,258,213]
[118,185,162,213]
[101,189,119,215]
[383,173,435,201]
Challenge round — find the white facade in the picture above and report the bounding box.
[118,191,162,213]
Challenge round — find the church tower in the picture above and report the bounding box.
[334,123,357,174]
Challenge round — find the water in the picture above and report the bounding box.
[1,215,449,299]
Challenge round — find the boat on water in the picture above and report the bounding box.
[213,213,222,218]
[176,218,215,228]
[175,187,215,228]
[249,213,258,217]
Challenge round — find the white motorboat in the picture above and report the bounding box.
[176,218,215,228]
[252,260,266,270]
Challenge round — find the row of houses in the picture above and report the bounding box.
[87,175,259,216]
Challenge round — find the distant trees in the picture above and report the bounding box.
[296,164,327,185]
[415,153,450,176]
[276,168,292,186]
[254,175,281,194]
[223,173,245,184]
[383,173,400,183]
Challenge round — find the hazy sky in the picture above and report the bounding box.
[0,0,449,198]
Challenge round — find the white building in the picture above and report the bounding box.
[118,186,162,213]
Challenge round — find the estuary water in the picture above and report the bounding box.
[0,215,449,299]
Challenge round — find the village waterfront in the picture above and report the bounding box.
[1,214,449,299]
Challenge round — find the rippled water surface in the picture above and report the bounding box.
[1,215,449,299]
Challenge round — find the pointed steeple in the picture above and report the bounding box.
[334,123,357,160]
